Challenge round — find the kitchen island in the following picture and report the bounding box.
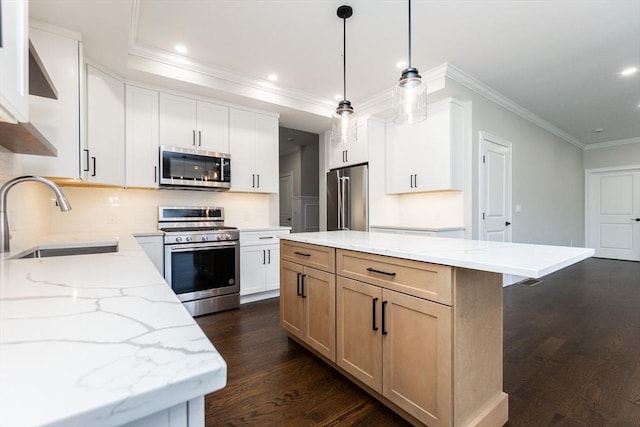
[279,231,593,427]
[0,233,226,427]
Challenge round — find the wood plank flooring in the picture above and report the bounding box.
[196,258,640,426]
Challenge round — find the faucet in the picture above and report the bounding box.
[0,175,72,253]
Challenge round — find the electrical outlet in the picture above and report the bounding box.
[107,213,117,224]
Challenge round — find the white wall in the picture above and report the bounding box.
[583,138,640,170]
[444,79,585,247]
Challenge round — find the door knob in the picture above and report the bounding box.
[633,218,640,222]
[505,221,512,226]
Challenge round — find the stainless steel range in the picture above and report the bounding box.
[159,206,239,316]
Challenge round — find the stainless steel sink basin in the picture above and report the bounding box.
[12,242,118,259]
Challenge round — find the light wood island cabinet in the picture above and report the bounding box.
[280,240,508,427]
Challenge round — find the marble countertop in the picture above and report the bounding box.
[281,231,594,278]
[0,233,226,427]
[370,225,465,232]
[239,226,291,233]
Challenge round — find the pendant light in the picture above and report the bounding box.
[393,0,427,125]
[331,5,357,144]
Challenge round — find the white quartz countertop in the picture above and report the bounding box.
[281,231,594,278]
[0,233,226,427]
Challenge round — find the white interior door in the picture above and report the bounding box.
[279,173,293,228]
[587,168,640,261]
[480,134,512,242]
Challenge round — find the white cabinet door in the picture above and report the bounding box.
[328,121,368,170]
[126,85,159,188]
[264,246,280,291]
[229,108,256,191]
[386,98,464,194]
[21,26,82,178]
[254,113,278,192]
[240,246,267,295]
[85,65,125,186]
[196,101,229,153]
[0,0,29,123]
[159,93,198,149]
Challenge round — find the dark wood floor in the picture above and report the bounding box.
[196,258,640,426]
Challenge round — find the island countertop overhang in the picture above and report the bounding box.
[279,231,594,278]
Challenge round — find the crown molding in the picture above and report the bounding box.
[444,63,585,149]
[583,137,640,150]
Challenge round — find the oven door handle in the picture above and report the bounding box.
[166,242,239,252]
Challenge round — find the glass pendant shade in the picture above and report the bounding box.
[393,67,427,124]
[331,100,357,144]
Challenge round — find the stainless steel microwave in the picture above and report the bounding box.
[159,146,231,190]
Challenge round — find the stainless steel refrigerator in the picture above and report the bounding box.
[327,164,368,231]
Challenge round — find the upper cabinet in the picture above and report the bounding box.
[85,65,125,186]
[125,85,159,188]
[328,119,368,170]
[159,93,229,153]
[229,109,278,193]
[0,0,29,123]
[386,98,465,194]
[21,24,82,179]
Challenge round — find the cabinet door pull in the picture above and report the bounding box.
[414,174,417,188]
[198,130,202,147]
[366,267,396,277]
[252,174,255,188]
[91,157,97,177]
[83,149,90,172]
[296,272,302,296]
[381,300,388,335]
[257,174,260,188]
[154,166,157,183]
[192,130,196,146]
[258,236,274,239]
[372,297,379,331]
[410,174,413,188]
[345,150,348,163]
[294,251,311,257]
[267,249,271,264]
[263,249,266,265]
[301,274,307,298]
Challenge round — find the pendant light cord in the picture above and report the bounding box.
[407,0,412,68]
[343,15,347,101]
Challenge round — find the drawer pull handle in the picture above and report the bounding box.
[381,300,388,335]
[372,297,379,331]
[366,267,396,277]
[294,251,311,257]
[259,236,274,239]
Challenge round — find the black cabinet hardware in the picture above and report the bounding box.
[294,251,311,257]
[505,221,512,226]
[259,236,274,239]
[372,297,379,331]
[263,249,266,264]
[83,149,90,172]
[301,274,307,298]
[198,130,202,147]
[91,157,96,177]
[366,267,396,277]
[296,272,302,296]
[192,130,196,146]
[381,300,388,335]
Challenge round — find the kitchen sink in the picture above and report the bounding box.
[12,242,118,259]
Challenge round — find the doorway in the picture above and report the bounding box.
[279,172,293,228]
[586,167,640,261]
[479,132,513,242]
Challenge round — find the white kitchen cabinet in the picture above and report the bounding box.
[229,109,278,193]
[126,85,159,188]
[386,97,465,194]
[159,93,229,153]
[0,0,29,123]
[134,234,164,275]
[328,119,368,170]
[240,229,289,299]
[21,24,83,178]
[85,65,125,185]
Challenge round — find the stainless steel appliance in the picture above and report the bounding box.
[159,146,231,190]
[327,163,368,231]
[159,206,239,316]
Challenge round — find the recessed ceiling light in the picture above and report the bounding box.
[621,66,638,76]
[174,44,188,54]
[268,74,278,82]
[396,61,407,69]
[594,128,604,133]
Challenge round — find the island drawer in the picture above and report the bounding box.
[281,241,336,273]
[336,249,452,305]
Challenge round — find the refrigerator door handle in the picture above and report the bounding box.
[337,175,343,230]
[340,176,350,230]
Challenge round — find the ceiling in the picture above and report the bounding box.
[29,0,640,147]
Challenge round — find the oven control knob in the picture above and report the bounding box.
[175,237,183,243]
[186,236,192,242]
[225,233,233,240]
[216,234,223,241]
[201,236,209,242]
